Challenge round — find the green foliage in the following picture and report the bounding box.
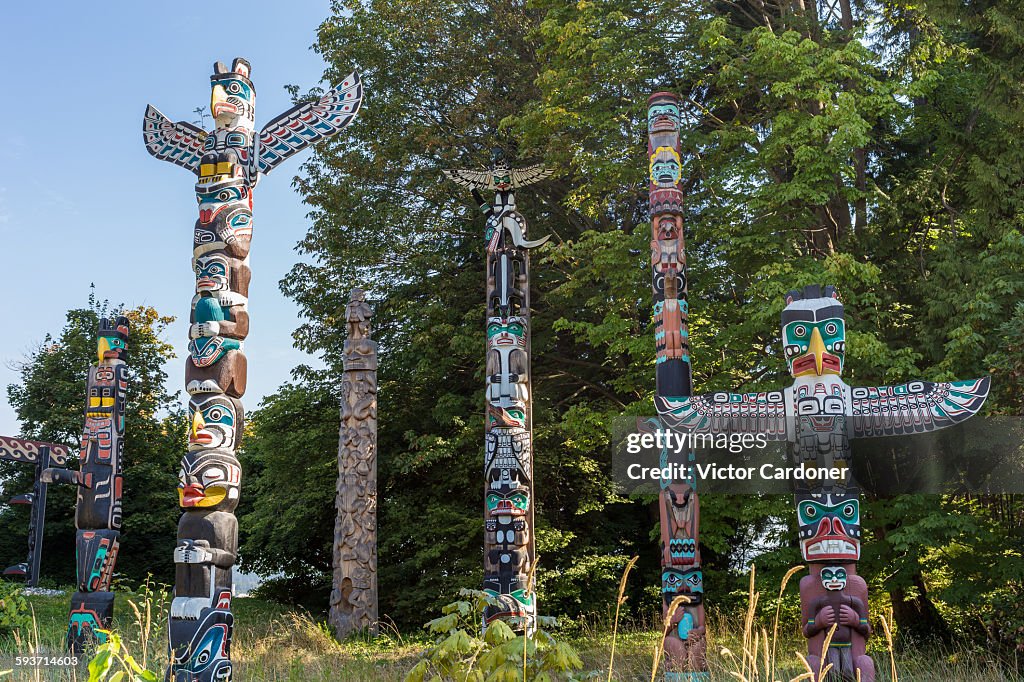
[237,371,340,607]
[0,581,29,635]
[87,631,159,682]
[2,292,182,584]
[404,589,582,682]
[229,0,1024,651]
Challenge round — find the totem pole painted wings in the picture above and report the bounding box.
[256,72,363,176]
[142,106,207,174]
[443,163,553,190]
[850,378,990,438]
[655,392,790,441]
[655,377,991,442]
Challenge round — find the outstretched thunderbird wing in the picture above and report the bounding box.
[850,377,990,438]
[443,168,492,190]
[142,105,207,173]
[655,392,789,440]
[257,71,363,176]
[510,164,552,188]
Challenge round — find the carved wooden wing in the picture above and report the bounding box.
[0,436,71,467]
[655,392,789,441]
[256,71,363,176]
[510,164,553,188]
[443,168,492,190]
[850,377,990,438]
[142,105,207,174]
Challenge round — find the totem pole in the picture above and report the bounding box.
[330,289,379,639]
[656,285,990,682]
[444,155,552,631]
[38,317,130,653]
[0,436,70,586]
[143,58,362,679]
[646,92,707,681]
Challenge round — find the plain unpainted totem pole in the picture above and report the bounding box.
[143,58,362,679]
[445,156,552,631]
[646,92,708,682]
[656,284,990,681]
[330,289,379,638]
[39,317,131,653]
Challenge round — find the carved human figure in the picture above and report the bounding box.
[801,565,874,682]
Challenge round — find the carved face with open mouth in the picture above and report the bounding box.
[188,394,242,451]
[178,450,241,511]
[647,96,680,133]
[797,493,861,561]
[820,566,848,591]
[649,146,682,188]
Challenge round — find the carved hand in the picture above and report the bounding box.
[814,605,837,630]
[174,540,213,564]
[838,604,860,627]
[190,322,221,339]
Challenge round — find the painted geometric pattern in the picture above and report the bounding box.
[257,72,363,175]
[850,377,990,438]
[142,106,206,174]
[655,392,789,441]
[0,436,70,466]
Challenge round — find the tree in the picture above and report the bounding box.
[237,0,1023,647]
[3,293,183,586]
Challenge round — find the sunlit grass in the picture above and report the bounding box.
[0,576,1018,681]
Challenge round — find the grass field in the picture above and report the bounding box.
[0,587,1020,681]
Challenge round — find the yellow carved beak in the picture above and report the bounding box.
[97,338,111,364]
[211,84,228,115]
[809,327,826,376]
[191,409,206,438]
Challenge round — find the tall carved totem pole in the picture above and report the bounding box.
[41,317,130,653]
[330,289,379,638]
[143,58,362,679]
[445,156,552,631]
[656,285,990,682]
[647,92,708,681]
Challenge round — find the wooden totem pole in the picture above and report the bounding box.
[444,155,552,631]
[143,57,362,679]
[40,317,130,653]
[647,92,708,681]
[656,285,990,682]
[0,436,71,586]
[330,289,379,638]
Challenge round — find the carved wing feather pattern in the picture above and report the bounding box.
[443,168,492,190]
[257,71,363,176]
[655,392,789,441]
[511,164,553,188]
[851,377,990,438]
[142,105,207,173]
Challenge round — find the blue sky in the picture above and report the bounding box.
[0,1,343,437]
